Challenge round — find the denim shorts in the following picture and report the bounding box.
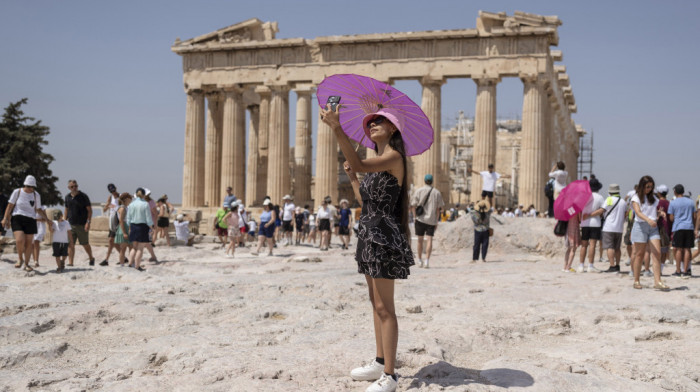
[630,220,660,243]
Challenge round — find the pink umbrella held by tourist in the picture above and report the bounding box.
[318,73,434,392]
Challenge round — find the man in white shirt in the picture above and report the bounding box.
[468,163,510,208]
[597,184,627,273]
[548,161,568,199]
[579,178,605,272]
[410,174,445,268]
[281,195,296,246]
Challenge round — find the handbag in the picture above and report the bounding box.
[415,187,433,217]
[554,220,568,237]
[488,227,494,237]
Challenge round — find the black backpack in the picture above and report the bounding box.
[544,179,554,199]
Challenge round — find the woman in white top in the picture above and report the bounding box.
[317,199,331,251]
[1,175,51,271]
[629,175,669,291]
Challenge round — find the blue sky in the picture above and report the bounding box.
[2,0,699,205]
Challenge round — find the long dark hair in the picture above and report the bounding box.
[374,131,410,239]
[636,175,656,204]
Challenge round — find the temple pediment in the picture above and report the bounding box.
[477,10,561,45]
[173,18,278,48]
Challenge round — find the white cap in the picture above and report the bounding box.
[656,184,668,193]
[144,188,151,196]
[283,194,292,200]
[24,175,37,187]
[263,199,271,206]
[176,214,184,220]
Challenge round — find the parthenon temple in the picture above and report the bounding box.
[172,11,582,213]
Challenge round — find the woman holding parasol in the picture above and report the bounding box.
[319,74,432,392]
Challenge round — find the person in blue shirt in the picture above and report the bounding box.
[667,184,697,277]
[126,187,153,271]
[338,199,352,250]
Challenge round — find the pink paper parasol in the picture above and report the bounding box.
[316,74,434,156]
[553,180,592,221]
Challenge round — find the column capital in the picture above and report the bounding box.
[266,83,291,93]
[420,75,445,86]
[254,85,271,97]
[519,73,545,85]
[472,74,501,86]
[186,88,204,96]
[292,83,316,95]
[221,84,245,94]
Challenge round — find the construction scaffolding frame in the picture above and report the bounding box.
[578,130,594,180]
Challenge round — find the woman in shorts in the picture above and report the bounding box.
[317,198,332,251]
[253,199,277,256]
[1,175,51,271]
[630,175,669,290]
[156,198,171,246]
[126,188,152,271]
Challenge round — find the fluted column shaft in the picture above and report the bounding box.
[266,85,291,203]
[519,75,547,212]
[204,93,223,208]
[182,90,205,208]
[415,76,445,192]
[294,87,313,204]
[221,88,246,201]
[471,76,500,203]
[314,120,337,208]
[255,86,271,204]
[246,105,260,206]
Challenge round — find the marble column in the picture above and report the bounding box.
[414,76,445,192]
[266,84,291,203]
[255,86,271,204]
[293,86,313,205]
[519,75,547,212]
[182,90,205,208]
[204,92,223,208]
[471,76,500,203]
[221,87,246,201]
[246,105,260,206]
[314,118,337,208]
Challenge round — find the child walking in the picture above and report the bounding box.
[563,213,581,272]
[51,210,72,272]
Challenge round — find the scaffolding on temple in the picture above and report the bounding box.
[577,130,594,180]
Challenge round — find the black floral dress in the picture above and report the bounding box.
[355,171,414,279]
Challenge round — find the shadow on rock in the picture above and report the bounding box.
[409,361,534,389]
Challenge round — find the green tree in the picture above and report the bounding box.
[0,98,62,205]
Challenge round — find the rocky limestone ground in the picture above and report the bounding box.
[1,216,699,391]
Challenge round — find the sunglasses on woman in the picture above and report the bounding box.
[366,116,386,129]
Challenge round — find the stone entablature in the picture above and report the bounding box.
[173,11,582,213]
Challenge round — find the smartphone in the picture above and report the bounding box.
[326,96,341,112]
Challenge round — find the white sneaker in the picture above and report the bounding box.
[417,259,423,268]
[587,264,600,273]
[424,259,430,269]
[577,264,584,273]
[366,373,397,392]
[350,359,384,381]
[643,270,653,277]
[625,259,631,266]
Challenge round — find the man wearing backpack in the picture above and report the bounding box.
[599,184,627,273]
[410,174,444,268]
[545,178,555,218]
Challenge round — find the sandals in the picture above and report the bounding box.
[24,266,33,272]
[14,262,21,268]
[653,282,670,291]
[633,281,642,289]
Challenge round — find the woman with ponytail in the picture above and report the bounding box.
[321,105,413,392]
